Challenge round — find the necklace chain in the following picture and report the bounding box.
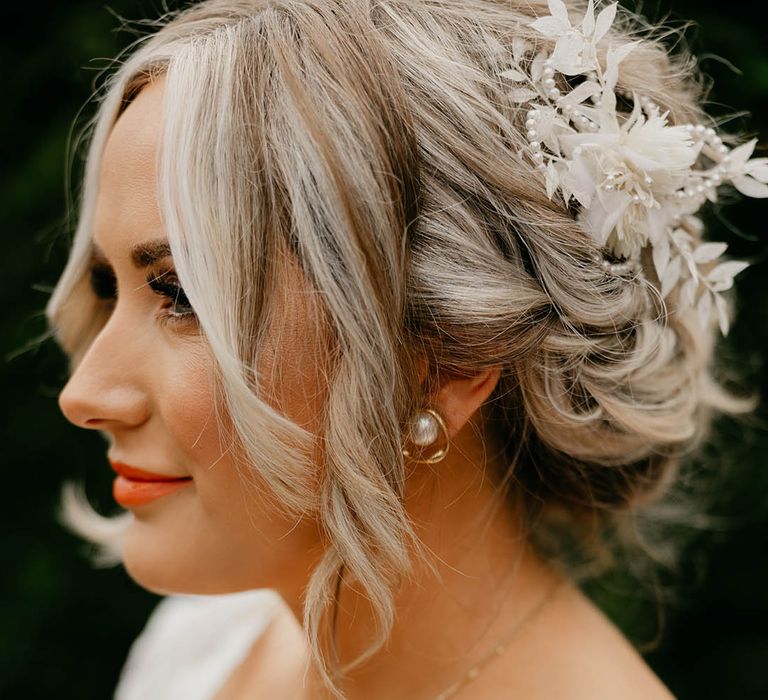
[432,576,564,700]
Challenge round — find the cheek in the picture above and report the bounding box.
[167,358,220,458]
[158,345,257,531]
[121,339,324,596]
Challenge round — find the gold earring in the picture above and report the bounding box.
[401,408,450,464]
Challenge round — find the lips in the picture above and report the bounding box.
[110,460,192,507]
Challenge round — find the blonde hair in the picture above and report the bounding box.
[48,0,756,695]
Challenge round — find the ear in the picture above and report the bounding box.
[431,367,502,440]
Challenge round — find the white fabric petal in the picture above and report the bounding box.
[652,232,670,279]
[581,0,596,36]
[560,80,602,106]
[707,260,750,286]
[745,158,768,182]
[661,256,682,298]
[693,242,728,264]
[530,16,571,38]
[500,68,527,81]
[545,164,560,199]
[564,155,597,207]
[559,132,617,154]
[509,88,539,103]
[732,174,768,198]
[714,292,730,335]
[530,50,548,82]
[604,41,640,91]
[681,249,699,282]
[512,36,530,64]
[593,3,619,44]
[581,190,630,245]
[681,275,698,307]
[727,138,758,170]
[548,0,571,24]
[552,33,588,74]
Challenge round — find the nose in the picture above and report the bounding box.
[58,314,151,431]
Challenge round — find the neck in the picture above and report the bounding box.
[280,426,565,700]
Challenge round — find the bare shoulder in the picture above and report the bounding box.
[475,581,677,700]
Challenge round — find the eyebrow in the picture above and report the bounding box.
[91,238,172,268]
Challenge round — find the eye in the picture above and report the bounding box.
[146,269,196,323]
[90,263,117,302]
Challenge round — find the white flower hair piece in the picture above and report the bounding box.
[500,0,767,335]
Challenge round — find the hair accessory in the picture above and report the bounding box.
[402,408,450,464]
[498,0,767,335]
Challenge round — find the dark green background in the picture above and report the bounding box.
[2,1,766,697]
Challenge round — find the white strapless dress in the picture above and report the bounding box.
[114,589,283,700]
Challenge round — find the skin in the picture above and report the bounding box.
[58,79,675,700]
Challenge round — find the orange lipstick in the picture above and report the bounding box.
[110,461,192,508]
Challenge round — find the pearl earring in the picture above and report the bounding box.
[402,408,450,464]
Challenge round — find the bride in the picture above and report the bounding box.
[50,0,763,698]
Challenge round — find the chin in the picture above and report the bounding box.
[120,521,188,595]
[119,517,222,596]
[119,514,281,597]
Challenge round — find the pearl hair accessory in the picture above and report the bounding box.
[401,408,450,464]
[499,0,768,335]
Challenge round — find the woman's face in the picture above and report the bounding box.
[58,78,326,597]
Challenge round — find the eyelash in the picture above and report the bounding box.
[89,266,197,327]
[146,270,197,325]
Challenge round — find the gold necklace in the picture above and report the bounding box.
[433,576,564,700]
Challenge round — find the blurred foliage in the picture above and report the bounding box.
[1,1,766,698]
